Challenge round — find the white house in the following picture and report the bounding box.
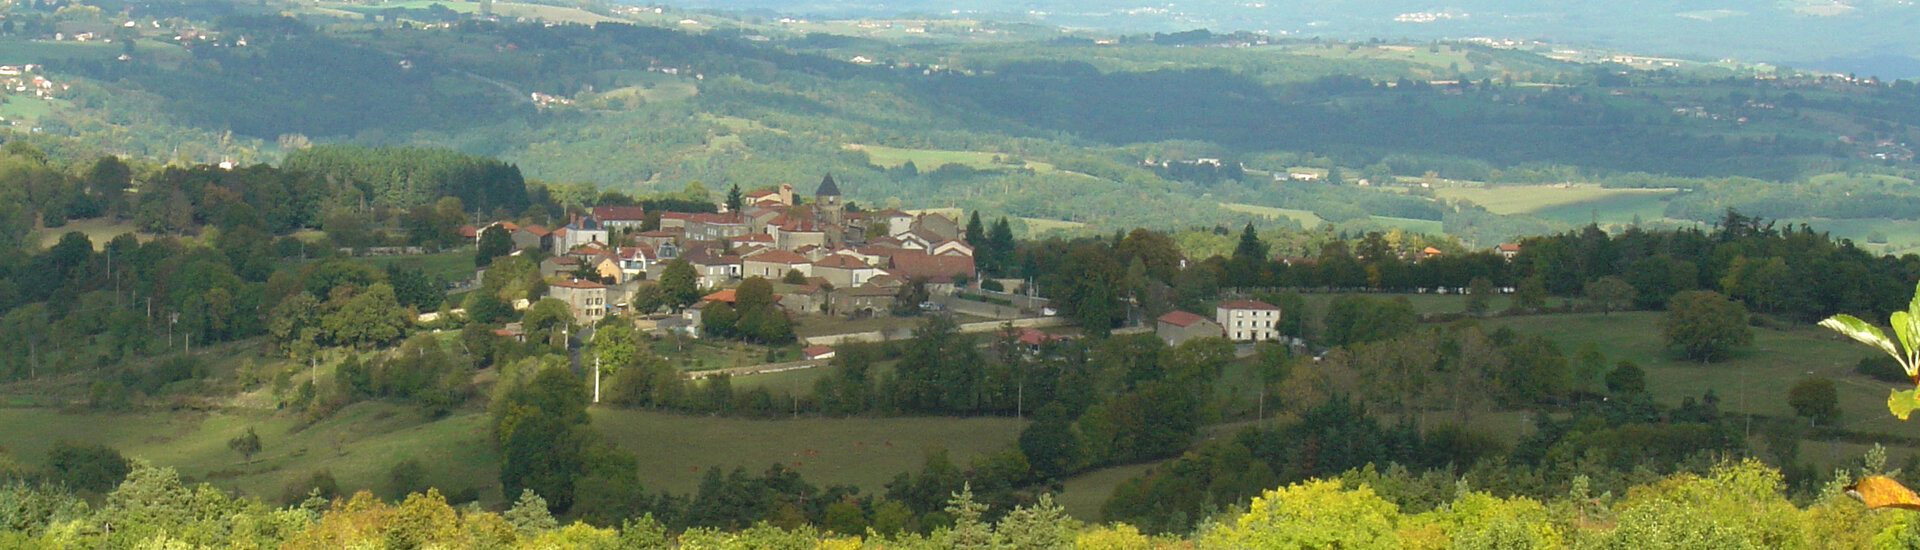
[1216,299,1282,342]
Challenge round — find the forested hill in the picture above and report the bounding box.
[5,0,1920,245]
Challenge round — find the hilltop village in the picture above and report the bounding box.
[464,176,988,338]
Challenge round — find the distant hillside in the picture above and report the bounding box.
[657,0,1920,78]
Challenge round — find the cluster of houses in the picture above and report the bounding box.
[462,176,980,335]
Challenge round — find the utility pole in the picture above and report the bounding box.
[593,354,601,404]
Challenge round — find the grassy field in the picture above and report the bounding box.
[1481,312,1903,436]
[591,409,1025,495]
[1434,184,1678,220]
[32,218,152,250]
[1221,202,1325,228]
[0,402,498,504]
[1056,462,1155,520]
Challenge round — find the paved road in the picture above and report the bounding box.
[685,358,826,379]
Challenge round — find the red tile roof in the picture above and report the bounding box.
[521,224,551,237]
[887,251,975,280]
[802,345,835,359]
[730,233,775,243]
[702,288,737,303]
[591,205,648,221]
[747,249,810,265]
[1157,310,1212,327]
[813,254,869,269]
[1218,299,1280,311]
[1497,243,1522,252]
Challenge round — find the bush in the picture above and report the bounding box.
[1857,355,1907,383]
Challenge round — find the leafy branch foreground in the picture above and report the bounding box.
[5,458,1919,549]
[1821,282,1920,419]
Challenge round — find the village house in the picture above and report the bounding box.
[874,209,916,237]
[635,230,679,249]
[886,251,976,284]
[1003,326,1075,355]
[742,248,812,280]
[910,212,960,242]
[811,253,882,288]
[685,250,741,288]
[551,215,608,255]
[540,255,581,278]
[770,215,829,250]
[802,344,835,361]
[1496,242,1522,261]
[778,283,830,314]
[1157,310,1225,346]
[658,212,694,231]
[684,213,749,242]
[832,284,897,317]
[742,206,784,233]
[548,278,609,322]
[1216,299,1282,342]
[590,205,648,231]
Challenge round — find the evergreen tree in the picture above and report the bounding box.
[725,184,743,213]
[966,211,986,244]
[1233,223,1268,261]
[986,217,1015,277]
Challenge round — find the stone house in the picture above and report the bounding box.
[1157,310,1225,346]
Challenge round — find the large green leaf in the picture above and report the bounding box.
[1821,314,1901,364]
[1891,389,1920,420]
[1896,311,1920,375]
